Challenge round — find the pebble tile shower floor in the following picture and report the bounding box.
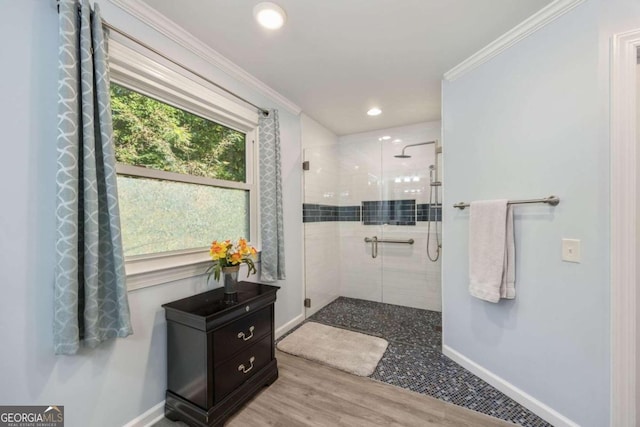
[306,297,552,427]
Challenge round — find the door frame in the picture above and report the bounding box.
[610,28,639,427]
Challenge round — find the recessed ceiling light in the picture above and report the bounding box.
[253,2,287,30]
[392,139,402,143]
[367,107,382,116]
[381,136,391,140]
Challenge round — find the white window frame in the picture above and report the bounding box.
[108,39,260,291]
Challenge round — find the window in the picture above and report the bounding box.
[108,39,260,289]
[112,83,251,257]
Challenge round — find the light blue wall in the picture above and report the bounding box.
[0,2,302,426]
[442,1,639,425]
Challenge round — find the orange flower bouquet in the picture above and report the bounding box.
[206,238,257,281]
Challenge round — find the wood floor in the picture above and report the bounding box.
[222,351,515,427]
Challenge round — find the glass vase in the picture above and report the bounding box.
[222,265,240,304]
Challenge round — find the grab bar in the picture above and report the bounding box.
[367,236,378,258]
[364,237,415,245]
[364,236,414,259]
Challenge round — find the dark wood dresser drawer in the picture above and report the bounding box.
[163,282,279,426]
[214,334,272,402]
[213,306,271,364]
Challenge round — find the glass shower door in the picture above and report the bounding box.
[337,139,384,304]
[302,145,340,317]
[302,141,384,317]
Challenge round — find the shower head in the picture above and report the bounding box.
[393,140,438,159]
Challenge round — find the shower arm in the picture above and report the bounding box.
[397,140,438,157]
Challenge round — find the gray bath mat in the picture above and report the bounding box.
[277,322,388,376]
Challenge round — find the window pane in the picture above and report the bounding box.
[110,83,246,182]
[117,176,249,257]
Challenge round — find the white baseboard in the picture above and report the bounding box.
[275,313,305,339]
[122,401,165,427]
[442,345,579,427]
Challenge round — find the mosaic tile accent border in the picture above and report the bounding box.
[417,203,442,221]
[303,203,337,222]
[362,199,416,225]
[337,205,361,221]
[303,204,362,223]
[304,297,552,427]
[303,202,443,224]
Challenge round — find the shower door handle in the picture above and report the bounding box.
[365,236,378,258]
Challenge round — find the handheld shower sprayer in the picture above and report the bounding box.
[429,164,442,187]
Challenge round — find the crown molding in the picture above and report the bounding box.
[108,0,301,115]
[444,0,586,81]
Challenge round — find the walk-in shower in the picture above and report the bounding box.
[303,123,443,314]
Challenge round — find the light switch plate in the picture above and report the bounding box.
[562,239,581,263]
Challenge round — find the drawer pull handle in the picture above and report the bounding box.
[238,356,255,374]
[237,326,255,341]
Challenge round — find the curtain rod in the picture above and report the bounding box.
[101,21,270,117]
[58,2,270,116]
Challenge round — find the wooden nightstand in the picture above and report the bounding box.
[162,281,279,426]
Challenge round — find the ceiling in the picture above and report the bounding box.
[140,0,553,136]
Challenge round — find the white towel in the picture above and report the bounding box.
[468,200,516,303]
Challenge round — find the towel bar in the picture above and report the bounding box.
[453,195,560,210]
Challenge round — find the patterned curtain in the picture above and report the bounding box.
[259,110,286,282]
[54,0,132,355]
